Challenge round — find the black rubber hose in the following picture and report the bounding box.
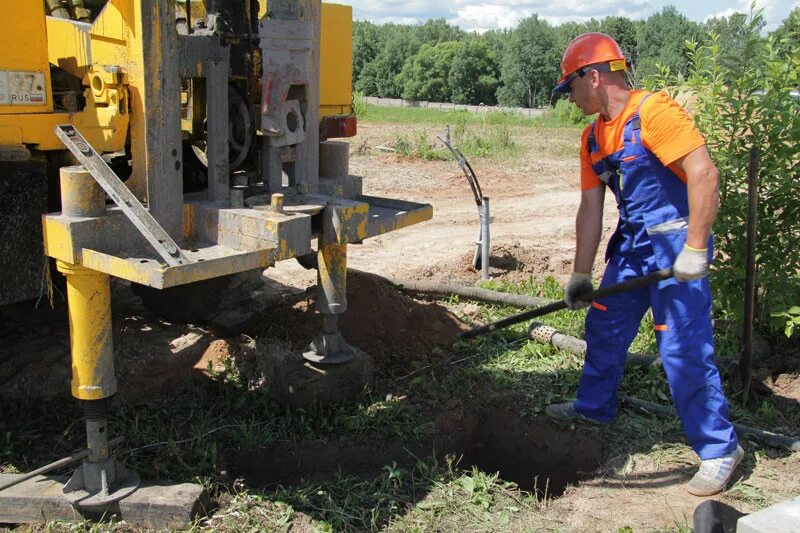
[622,396,800,452]
[348,269,553,308]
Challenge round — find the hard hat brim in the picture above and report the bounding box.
[553,76,572,94]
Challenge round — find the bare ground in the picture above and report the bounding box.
[1,122,798,531]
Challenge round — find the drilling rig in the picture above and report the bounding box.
[0,0,431,525]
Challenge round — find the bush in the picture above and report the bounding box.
[652,9,800,338]
[353,91,367,117]
[393,130,450,160]
[547,98,593,126]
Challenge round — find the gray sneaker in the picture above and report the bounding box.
[544,402,607,425]
[687,445,745,497]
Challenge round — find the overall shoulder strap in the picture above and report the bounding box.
[586,121,598,153]
[629,92,654,131]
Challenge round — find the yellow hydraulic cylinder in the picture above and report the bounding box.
[57,261,117,400]
[316,241,347,315]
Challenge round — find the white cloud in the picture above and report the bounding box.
[343,0,799,31]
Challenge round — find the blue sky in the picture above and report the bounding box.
[335,1,798,32]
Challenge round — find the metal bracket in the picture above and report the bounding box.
[55,125,191,267]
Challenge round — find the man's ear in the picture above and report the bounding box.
[590,69,602,89]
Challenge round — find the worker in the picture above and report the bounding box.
[545,32,743,496]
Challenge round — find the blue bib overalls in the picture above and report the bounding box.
[573,94,739,460]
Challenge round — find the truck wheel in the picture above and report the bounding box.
[131,275,233,324]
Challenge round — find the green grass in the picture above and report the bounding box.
[391,122,519,161]
[3,274,793,532]
[356,102,587,130]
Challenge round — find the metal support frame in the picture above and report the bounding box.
[138,0,183,236]
[259,0,319,195]
[24,1,435,526]
[177,34,231,202]
[56,126,191,267]
[479,197,491,280]
[55,260,139,507]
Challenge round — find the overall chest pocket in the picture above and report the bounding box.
[618,156,659,204]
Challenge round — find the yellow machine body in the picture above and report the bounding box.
[0,0,352,153]
[0,1,129,152]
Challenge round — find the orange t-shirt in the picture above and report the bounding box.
[579,90,706,191]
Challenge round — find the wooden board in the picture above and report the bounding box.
[0,474,207,529]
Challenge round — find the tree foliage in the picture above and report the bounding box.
[351,5,795,113]
[652,8,800,337]
[771,7,800,55]
[449,38,500,105]
[400,41,462,102]
[497,15,559,108]
[636,6,701,81]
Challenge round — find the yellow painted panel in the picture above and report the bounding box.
[0,109,128,151]
[320,3,352,111]
[0,1,53,114]
[42,216,79,264]
[89,0,130,42]
[46,17,93,80]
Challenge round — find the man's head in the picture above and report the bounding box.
[554,33,628,114]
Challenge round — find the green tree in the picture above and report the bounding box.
[400,41,462,102]
[771,6,800,55]
[416,18,464,45]
[352,20,384,87]
[449,38,500,105]
[657,9,800,336]
[355,26,421,98]
[636,6,701,82]
[703,10,765,75]
[497,15,559,108]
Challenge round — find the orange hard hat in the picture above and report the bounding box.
[553,32,627,93]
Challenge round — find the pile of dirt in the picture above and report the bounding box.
[340,270,466,362]
[412,239,574,285]
[245,270,468,365]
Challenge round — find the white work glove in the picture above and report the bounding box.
[672,244,709,282]
[565,272,594,310]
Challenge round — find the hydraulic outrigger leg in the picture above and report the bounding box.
[56,167,140,508]
[303,217,356,365]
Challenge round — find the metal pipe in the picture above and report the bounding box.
[622,396,800,452]
[461,268,673,339]
[742,146,759,402]
[480,197,490,280]
[348,269,553,308]
[60,165,106,218]
[526,321,736,370]
[0,437,124,493]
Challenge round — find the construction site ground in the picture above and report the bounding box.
[1,118,799,532]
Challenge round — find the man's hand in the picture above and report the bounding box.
[565,272,594,309]
[673,244,708,281]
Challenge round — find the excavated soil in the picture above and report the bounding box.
[0,270,467,402]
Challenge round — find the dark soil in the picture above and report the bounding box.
[227,391,604,498]
[0,270,467,401]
